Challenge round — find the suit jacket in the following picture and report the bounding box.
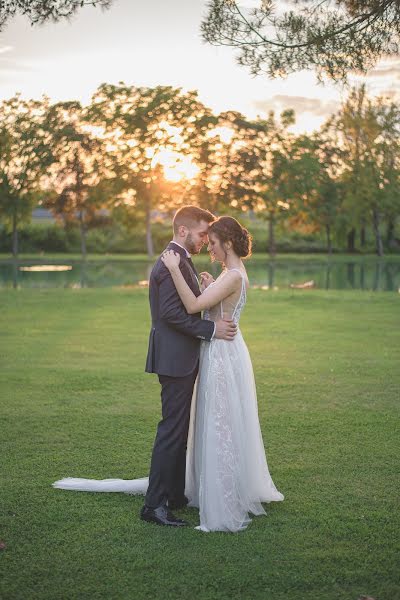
[145,242,215,378]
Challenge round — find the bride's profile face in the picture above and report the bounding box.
[207,232,225,263]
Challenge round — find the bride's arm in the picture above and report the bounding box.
[161,251,241,314]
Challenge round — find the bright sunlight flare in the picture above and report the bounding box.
[152,148,200,182]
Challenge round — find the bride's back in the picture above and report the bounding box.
[204,268,247,324]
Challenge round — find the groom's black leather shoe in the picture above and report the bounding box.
[140,505,188,527]
[168,496,189,510]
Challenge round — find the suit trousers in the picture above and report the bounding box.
[145,365,199,509]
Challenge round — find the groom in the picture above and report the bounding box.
[141,206,237,527]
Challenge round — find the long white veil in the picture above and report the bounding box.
[52,477,149,494]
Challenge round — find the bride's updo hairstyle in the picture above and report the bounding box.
[208,216,252,259]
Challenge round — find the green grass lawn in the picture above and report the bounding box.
[0,288,399,600]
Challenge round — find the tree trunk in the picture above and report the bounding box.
[145,202,154,258]
[268,213,276,258]
[74,150,87,261]
[347,228,356,253]
[79,210,87,260]
[325,224,332,256]
[386,218,395,247]
[12,208,18,258]
[372,209,384,257]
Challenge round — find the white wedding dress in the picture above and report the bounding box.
[53,268,284,532]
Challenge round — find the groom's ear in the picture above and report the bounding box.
[177,225,187,239]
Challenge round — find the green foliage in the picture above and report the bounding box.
[41,100,113,258]
[0,95,54,255]
[86,83,219,256]
[0,220,354,254]
[0,85,399,258]
[328,86,400,255]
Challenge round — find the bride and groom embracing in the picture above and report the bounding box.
[53,206,284,532]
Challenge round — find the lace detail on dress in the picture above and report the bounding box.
[212,343,238,524]
[200,267,252,531]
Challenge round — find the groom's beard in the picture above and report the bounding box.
[185,233,202,255]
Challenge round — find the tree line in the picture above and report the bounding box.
[0,83,399,258]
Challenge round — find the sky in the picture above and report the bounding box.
[0,0,399,134]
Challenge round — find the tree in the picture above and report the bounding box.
[288,132,343,255]
[182,110,254,215]
[0,0,113,31]
[0,95,51,257]
[202,0,400,82]
[42,101,111,259]
[87,83,217,257]
[219,109,296,256]
[328,86,400,256]
[375,102,400,252]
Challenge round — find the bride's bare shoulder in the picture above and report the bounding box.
[225,268,249,288]
[219,269,243,287]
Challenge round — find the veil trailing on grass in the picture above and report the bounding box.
[52,477,149,494]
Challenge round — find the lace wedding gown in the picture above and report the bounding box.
[53,268,284,532]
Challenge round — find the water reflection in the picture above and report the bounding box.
[360,264,365,290]
[347,263,355,289]
[19,265,72,271]
[79,260,88,289]
[325,263,331,290]
[0,258,399,291]
[268,263,275,288]
[373,262,383,291]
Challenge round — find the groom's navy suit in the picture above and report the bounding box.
[144,242,214,509]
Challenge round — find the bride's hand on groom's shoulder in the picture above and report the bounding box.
[199,272,214,290]
[161,250,180,271]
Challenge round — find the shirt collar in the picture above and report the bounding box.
[170,240,191,258]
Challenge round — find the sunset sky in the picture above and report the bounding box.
[1,0,399,133]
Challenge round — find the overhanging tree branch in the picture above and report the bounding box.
[0,0,114,30]
[202,0,400,81]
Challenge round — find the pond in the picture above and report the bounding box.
[1,257,399,291]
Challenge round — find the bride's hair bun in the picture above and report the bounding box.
[208,216,252,258]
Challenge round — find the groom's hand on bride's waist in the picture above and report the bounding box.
[214,319,237,341]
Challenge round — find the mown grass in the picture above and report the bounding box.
[0,288,399,600]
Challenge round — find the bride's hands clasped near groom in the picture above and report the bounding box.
[161,250,237,342]
[199,271,214,291]
[160,250,215,290]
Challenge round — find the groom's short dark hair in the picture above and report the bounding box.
[173,205,215,233]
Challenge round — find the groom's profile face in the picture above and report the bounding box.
[184,220,210,255]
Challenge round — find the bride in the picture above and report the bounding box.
[53,216,284,532]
